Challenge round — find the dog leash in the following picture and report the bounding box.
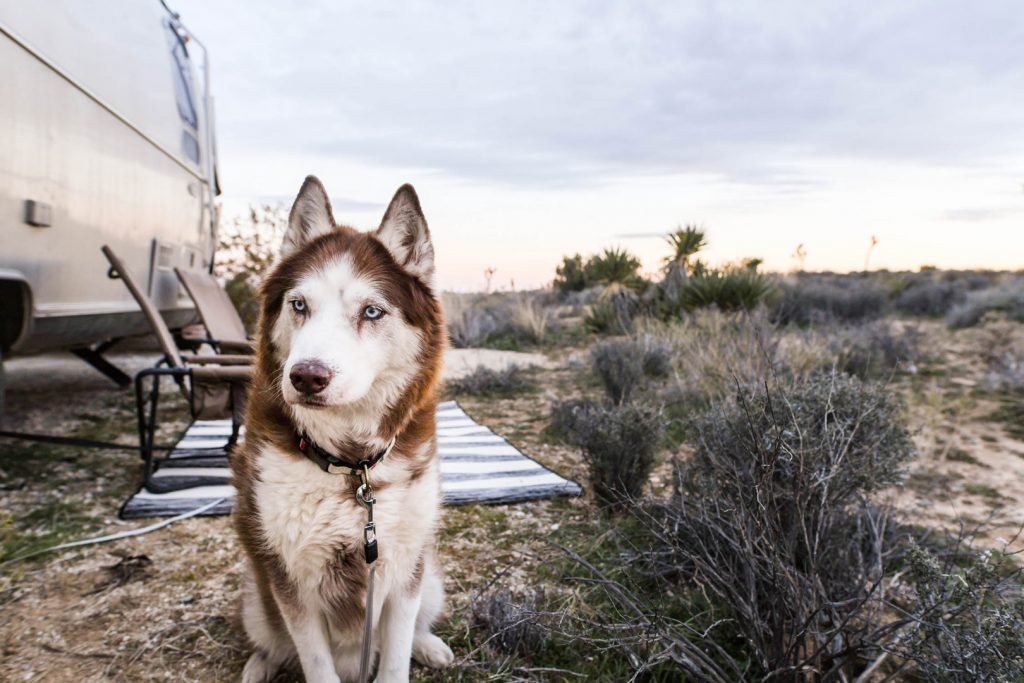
[296,433,395,681]
[356,465,378,683]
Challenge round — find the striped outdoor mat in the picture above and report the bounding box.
[120,401,581,519]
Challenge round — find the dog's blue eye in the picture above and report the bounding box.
[363,305,384,320]
[291,299,306,313]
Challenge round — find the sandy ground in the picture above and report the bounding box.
[888,325,1024,553]
[442,348,552,380]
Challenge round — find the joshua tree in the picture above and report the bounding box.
[662,225,707,300]
[664,225,707,277]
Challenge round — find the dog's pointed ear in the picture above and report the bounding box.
[375,184,434,282]
[282,176,335,256]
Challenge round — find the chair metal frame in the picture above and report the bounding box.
[102,245,250,488]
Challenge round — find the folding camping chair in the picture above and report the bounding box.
[101,246,251,487]
[174,268,254,354]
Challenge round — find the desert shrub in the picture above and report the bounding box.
[645,373,914,677]
[591,340,645,404]
[574,401,665,509]
[974,313,1024,390]
[579,512,1024,681]
[645,310,852,443]
[444,293,499,347]
[583,290,638,335]
[583,300,626,335]
[895,280,964,317]
[674,266,775,312]
[773,276,889,325]
[636,334,673,378]
[222,274,261,333]
[947,269,1004,291]
[547,398,598,443]
[472,592,548,659]
[640,310,837,439]
[536,344,1021,680]
[890,540,1024,682]
[591,338,674,404]
[507,293,551,345]
[828,321,924,379]
[649,310,777,398]
[444,292,554,349]
[947,279,1024,328]
[553,247,647,294]
[214,204,288,332]
[447,364,536,396]
[553,253,588,293]
[559,285,604,308]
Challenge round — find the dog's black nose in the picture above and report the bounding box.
[290,361,333,395]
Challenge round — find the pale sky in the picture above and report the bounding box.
[172,0,1024,291]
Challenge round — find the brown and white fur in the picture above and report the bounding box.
[232,176,453,683]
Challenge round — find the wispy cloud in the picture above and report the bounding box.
[941,207,1022,222]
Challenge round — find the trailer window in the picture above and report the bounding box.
[166,21,200,163]
[181,130,200,165]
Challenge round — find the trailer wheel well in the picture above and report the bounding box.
[0,279,30,354]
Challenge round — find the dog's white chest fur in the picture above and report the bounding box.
[254,446,362,589]
[253,444,441,600]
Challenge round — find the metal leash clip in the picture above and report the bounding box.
[356,466,378,564]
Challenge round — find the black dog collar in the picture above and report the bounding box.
[297,433,397,475]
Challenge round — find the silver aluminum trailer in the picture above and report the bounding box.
[0,1,218,408]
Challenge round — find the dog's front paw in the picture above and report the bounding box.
[412,633,454,668]
[241,650,278,683]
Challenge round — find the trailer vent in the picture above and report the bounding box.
[24,200,52,227]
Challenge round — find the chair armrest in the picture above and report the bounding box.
[191,365,252,382]
[216,339,256,353]
[185,354,253,366]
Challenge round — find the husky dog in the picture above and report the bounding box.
[233,176,453,683]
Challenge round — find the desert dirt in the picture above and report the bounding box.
[1,327,1022,681]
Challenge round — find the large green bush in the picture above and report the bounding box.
[585,247,644,290]
[553,254,588,293]
[553,247,646,293]
[675,266,775,312]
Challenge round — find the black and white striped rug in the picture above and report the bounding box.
[121,401,582,519]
